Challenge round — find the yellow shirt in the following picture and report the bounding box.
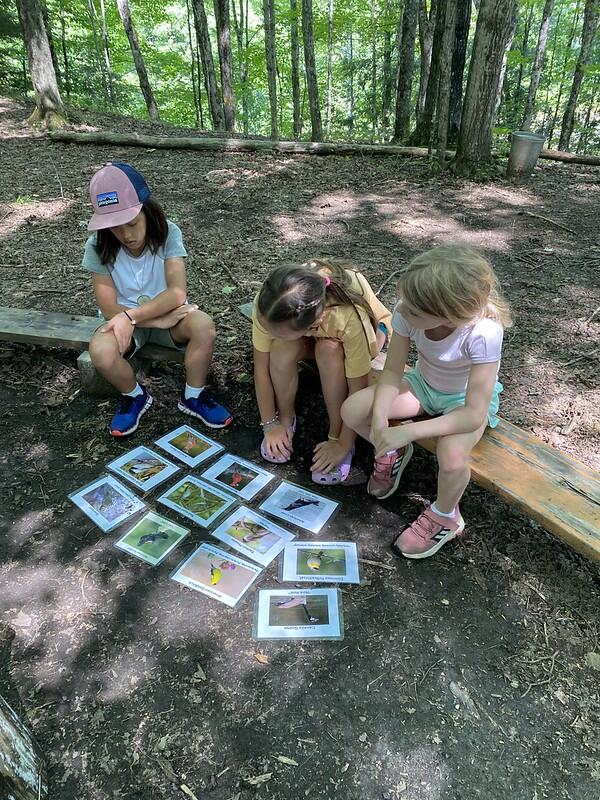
[252,270,392,379]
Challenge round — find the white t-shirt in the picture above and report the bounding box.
[391,303,504,394]
[81,220,187,309]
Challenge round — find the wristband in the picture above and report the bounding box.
[327,434,340,442]
[123,310,136,326]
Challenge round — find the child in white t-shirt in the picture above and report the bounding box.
[341,245,512,559]
[83,162,232,436]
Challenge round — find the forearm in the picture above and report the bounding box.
[372,370,403,418]
[403,405,486,442]
[127,288,186,324]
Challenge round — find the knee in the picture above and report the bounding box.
[437,441,470,473]
[315,338,343,365]
[88,334,119,371]
[188,311,216,343]
[341,388,373,428]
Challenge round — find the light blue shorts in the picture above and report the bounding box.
[404,364,503,428]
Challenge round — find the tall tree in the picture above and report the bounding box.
[58,0,70,99]
[454,0,518,173]
[87,0,110,102]
[290,0,302,138]
[263,0,278,138]
[370,0,378,138]
[301,0,322,141]
[393,0,419,142]
[231,0,249,135]
[410,0,445,146]
[513,1,536,122]
[558,0,600,150]
[98,0,115,104]
[521,0,553,130]
[15,0,67,128]
[186,0,200,127]
[416,0,436,118]
[381,0,395,135]
[326,0,334,135]
[214,0,236,131]
[116,0,159,120]
[546,4,580,145]
[435,0,457,164]
[347,32,354,133]
[192,0,224,130]
[448,0,471,142]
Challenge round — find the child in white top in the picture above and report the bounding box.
[341,244,512,559]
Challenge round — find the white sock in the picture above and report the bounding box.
[185,383,205,399]
[123,383,143,398]
[431,502,456,519]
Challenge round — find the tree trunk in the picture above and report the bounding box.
[448,0,471,142]
[186,0,200,127]
[263,0,278,138]
[454,0,518,174]
[436,0,457,164]
[540,2,563,132]
[393,0,419,142]
[410,0,445,146]
[326,0,334,135]
[381,0,394,136]
[15,0,67,128]
[302,0,323,141]
[213,0,236,132]
[192,0,224,130]
[232,0,248,135]
[58,0,70,99]
[416,0,436,118]
[514,2,535,122]
[290,0,302,138]
[547,5,580,147]
[347,32,354,134]
[116,0,159,120]
[88,0,110,102]
[370,0,378,139]
[521,0,553,130]
[41,1,61,87]
[99,0,115,104]
[558,0,599,151]
[577,73,598,152]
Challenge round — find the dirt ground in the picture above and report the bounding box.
[0,97,599,800]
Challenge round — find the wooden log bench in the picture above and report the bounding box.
[0,305,599,562]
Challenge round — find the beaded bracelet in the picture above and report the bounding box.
[261,415,281,432]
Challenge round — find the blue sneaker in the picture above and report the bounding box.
[177,389,233,428]
[109,388,153,437]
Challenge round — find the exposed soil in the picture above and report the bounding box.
[0,97,599,800]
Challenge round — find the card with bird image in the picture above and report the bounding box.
[106,446,180,493]
[114,511,190,566]
[200,454,276,501]
[68,474,146,533]
[171,542,262,607]
[211,506,295,567]
[253,588,344,640]
[281,541,360,584]
[154,424,224,468]
[157,475,238,528]
[258,481,339,534]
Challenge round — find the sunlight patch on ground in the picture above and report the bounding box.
[0,198,75,240]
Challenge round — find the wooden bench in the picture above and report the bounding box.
[0,306,183,396]
[1,305,598,562]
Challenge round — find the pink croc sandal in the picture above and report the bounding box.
[260,417,296,464]
[311,447,355,485]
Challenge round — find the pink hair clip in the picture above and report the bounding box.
[324,276,331,287]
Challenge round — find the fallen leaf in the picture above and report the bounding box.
[180,784,200,800]
[192,664,207,682]
[276,755,298,766]
[254,653,269,664]
[245,772,272,786]
[584,652,600,671]
[358,732,367,742]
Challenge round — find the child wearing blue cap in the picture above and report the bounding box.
[83,161,233,436]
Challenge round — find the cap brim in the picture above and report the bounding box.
[88,203,143,231]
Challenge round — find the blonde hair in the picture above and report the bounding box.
[397,245,513,328]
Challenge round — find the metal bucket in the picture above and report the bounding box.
[507,131,546,180]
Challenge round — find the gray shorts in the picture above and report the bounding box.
[125,326,187,359]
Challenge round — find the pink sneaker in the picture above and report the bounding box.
[393,505,465,559]
[367,443,414,500]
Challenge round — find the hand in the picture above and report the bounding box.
[99,312,133,355]
[262,423,293,461]
[373,423,414,459]
[153,304,198,329]
[311,440,349,474]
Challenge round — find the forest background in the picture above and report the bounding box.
[2,0,599,168]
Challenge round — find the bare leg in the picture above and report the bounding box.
[435,424,487,513]
[89,330,136,393]
[269,338,312,427]
[171,310,216,387]
[341,381,424,443]
[314,339,347,438]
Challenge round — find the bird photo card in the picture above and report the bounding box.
[258,481,339,534]
[154,424,224,468]
[253,588,344,641]
[114,512,190,566]
[106,446,180,493]
[280,541,360,584]
[157,475,237,528]
[200,453,275,501]
[210,506,295,567]
[68,474,146,533]
[171,542,261,607]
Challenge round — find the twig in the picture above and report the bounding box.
[366,672,385,691]
[376,269,402,296]
[560,348,599,367]
[418,657,445,686]
[585,304,600,324]
[218,260,241,287]
[520,651,558,698]
[336,218,350,232]
[48,154,64,198]
[519,210,576,235]
[358,557,395,571]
